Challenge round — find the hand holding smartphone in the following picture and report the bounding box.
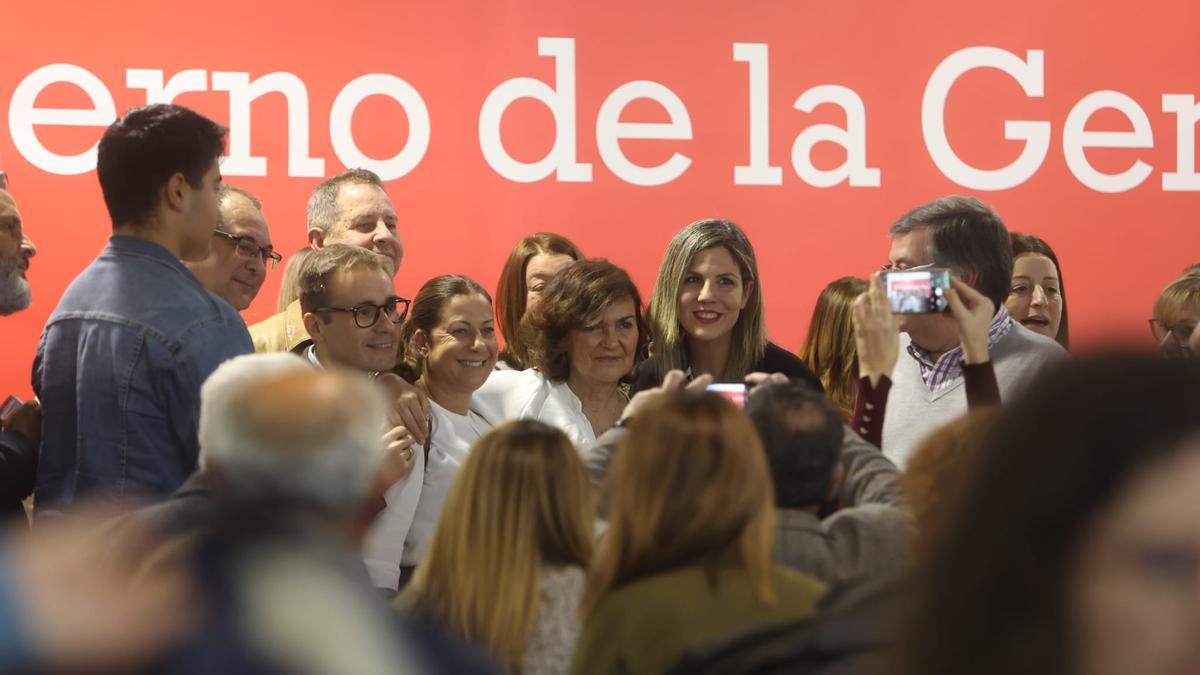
[881,268,951,314]
[706,383,748,408]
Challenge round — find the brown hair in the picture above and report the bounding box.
[306,168,385,234]
[297,244,392,318]
[1010,232,1070,350]
[495,233,584,369]
[394,274,492,383]
[520,259,648,382]
[798,277,868,421]
[582,389,777,616]
[407,420,594,672]
[647,219,767,382]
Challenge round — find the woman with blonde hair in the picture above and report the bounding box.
[571,390,825,675]
[494,233,585,370]
[799,276,868,421]
[401,420,595,675]
[1150,272,1200,358]
[632,218,821,394]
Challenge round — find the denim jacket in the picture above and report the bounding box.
[33,236,253,513]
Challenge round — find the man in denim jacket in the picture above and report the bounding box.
[33,104,253,514]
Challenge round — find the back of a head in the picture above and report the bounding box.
[201,366,387,517]
[306,168,384,233]
[890,195,1012,310]
[496,232,584,369]
[898,354,1200,675]
[745,380,844,510]
[97,104,227,228]
[411,420,594,671]
[586,390,776,613]
[799,277,868,416]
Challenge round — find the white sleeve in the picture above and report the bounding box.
[362,448,425,591]
[470,368,546,425]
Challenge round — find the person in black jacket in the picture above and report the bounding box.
[0,180,39,524]
[631,218,821,395]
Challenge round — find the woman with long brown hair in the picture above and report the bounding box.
[571,389,825,675]
[401,420,595,675]
[494,233,584,370]
[799,276,868,421]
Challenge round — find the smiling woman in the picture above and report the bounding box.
[472,259,649,449]
[632,218,822,395]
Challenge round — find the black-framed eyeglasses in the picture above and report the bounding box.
[1149,319,1195,345]
[318,295,411,328]
[212,229,282,269]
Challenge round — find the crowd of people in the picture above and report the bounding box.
[0,102,1197,675]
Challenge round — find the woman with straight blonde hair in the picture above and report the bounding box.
[799,276,868,421]
[401,420,595,675]
[632,218,822,394]
[571,390,826,675]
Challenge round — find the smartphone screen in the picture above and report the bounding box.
[883,269,951,314]
[706,383,748,408]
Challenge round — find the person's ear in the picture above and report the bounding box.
[412,329,430,357]
[308,228,326,250]
[824,463,846,503]
[303,312,324,342]
[164,173,188,213]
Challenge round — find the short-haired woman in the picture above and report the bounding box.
[495,233,584,370]
[632,218,821,395]
[570,390,826,675]
[1151,272,1200,358]
[472,259,648,448]
[400,420,595,675]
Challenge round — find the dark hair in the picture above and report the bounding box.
[521,259,649,382]
[889,196,1013,311]
[745,380,844,508]
[395,275,492,382]
[897,353,1200,675]
[297,244,393,319]
[495,232,584,369]
[97,104,227,227]
[1010,232,1069,350]
[307,168,385,233]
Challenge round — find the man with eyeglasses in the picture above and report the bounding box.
[184,185,279,311]
[250,168,402,354]
[873,195,1064,467]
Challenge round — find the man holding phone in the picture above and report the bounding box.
[877,196,1063,466]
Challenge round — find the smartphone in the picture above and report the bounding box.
[882,268,951,314]
[0,396,21,426]
[707,383,748,408]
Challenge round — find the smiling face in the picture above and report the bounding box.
[1072,442,1200,675]
[676,246,752,346]
[1006,253,1063,340]
[306,266,400,373]
[566,296,639,387]
[524,252,575,316]
[418,293,499,395]
[316,183,403,276]
[185,192,272,311]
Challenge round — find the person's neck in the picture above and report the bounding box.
[687,333,732,378]
[418,375,471,416]
[568,375,620,412]
[113,221,182,258]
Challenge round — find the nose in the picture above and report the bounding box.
[697,280,716,302]
[20,234,36,260]
[1030,285,1048,307]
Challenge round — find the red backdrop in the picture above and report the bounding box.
[2,0,1198,398]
